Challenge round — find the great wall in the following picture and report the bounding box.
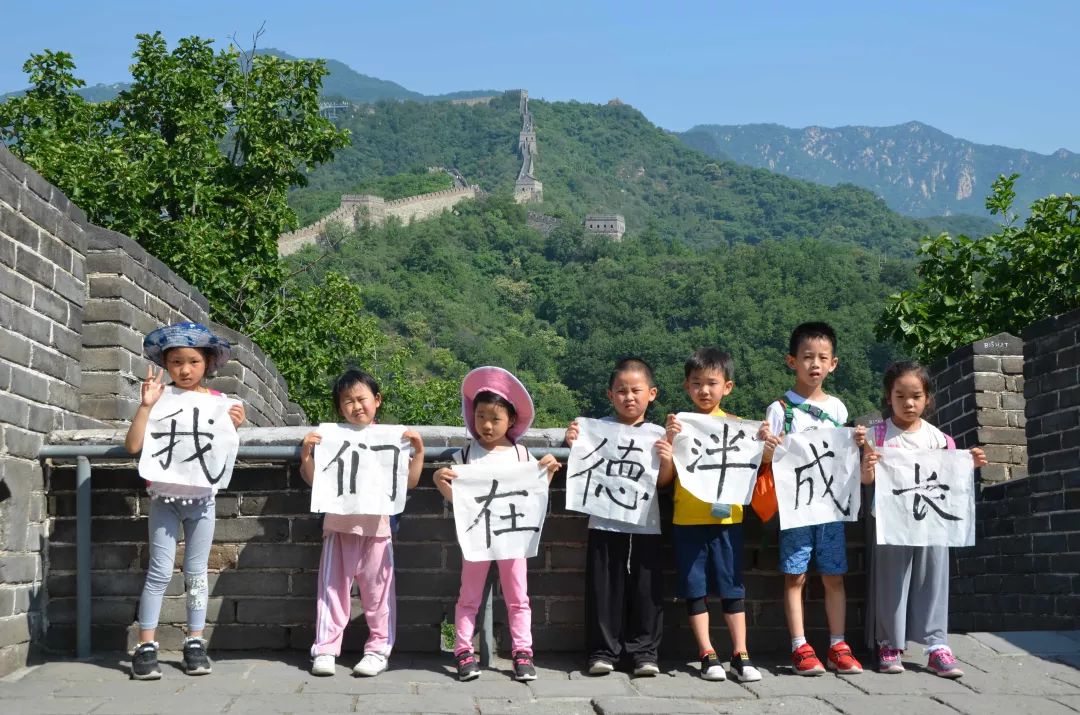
[1,130,1077,676]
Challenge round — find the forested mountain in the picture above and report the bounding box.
[291,93,934,258]
[679,122,1080,220]
[285,94,933,422]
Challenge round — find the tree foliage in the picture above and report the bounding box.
[877,174,1080,361]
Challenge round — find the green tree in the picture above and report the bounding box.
[878,174,1080,361]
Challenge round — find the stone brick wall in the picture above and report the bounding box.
[42,427,868,658]
[0,146,102,675]
[0,145,303,675]
[930,332,1027,482]
[951,311,1080,630]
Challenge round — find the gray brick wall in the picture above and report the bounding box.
[42,428,867,657]
[951,311,1080,630]
[0,145,304,676]
[931,332,1026,483]
[0,145,102,676]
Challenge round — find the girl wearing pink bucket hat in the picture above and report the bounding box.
[434,367,559,682]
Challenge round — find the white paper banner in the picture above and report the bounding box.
[452,462,549,561]
[310,424,410,515]
[874,448,975,546]
[138,387,240,490]
[565,417,665,526]
[671,412,764,505]
[773,427,860,530]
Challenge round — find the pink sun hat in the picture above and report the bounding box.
[461,366,535,444]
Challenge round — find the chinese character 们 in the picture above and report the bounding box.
[322,440,403,501]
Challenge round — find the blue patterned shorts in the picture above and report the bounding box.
[779,521,847,575]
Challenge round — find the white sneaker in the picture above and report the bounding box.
[311,654,336,676]
[353,652,388,677]
[588,659,615,675]
[633,662,660,677]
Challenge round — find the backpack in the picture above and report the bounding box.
[750,399,844,522]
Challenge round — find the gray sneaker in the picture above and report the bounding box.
[131,641,162,680]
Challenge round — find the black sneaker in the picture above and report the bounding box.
[182,637,212,675]
[513,651,537,681]
[700,650,726,681]
[456,651,480,681]
[729,651,762,682]
[131,641,162,680]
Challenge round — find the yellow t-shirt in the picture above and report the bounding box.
[673,406,744,525]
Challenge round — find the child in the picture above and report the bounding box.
[759,322,862,676]
[665,348,762,683]
[857,361,987,677]
[300,369,425,677]
[125,322,246,680]
[564,358,674,677]
[434,366,560,682]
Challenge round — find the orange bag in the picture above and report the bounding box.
[751,460,778,522]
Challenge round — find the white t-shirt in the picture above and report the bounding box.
[876,418,949,450]
[765,390,848,437]
[451,441,533,466]
[587,417,663,536]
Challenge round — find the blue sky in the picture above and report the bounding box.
[2,1,1076,153]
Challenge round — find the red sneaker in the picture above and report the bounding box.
[791,643,825,676]
[827,641,863,674]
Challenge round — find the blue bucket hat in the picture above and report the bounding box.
[143,322,232,373]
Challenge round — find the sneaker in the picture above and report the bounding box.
[827,641,863,674]
[729,651,762,682]
[588,659,615,675]
[877,646,905,674]
[131,641,162,681]
[513,651,537,681]
[700,651,727,681]
[633,661,660,677]
[791,643,825,676]
[311,654,336,676]
[182,637,212,676]
[456,651,480,681]
[353,652,388,677]
[927,647,964,678]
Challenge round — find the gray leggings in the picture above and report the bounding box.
[138,497,215,631]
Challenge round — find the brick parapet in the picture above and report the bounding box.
[930,332,1026,483]
[41,426,868,656]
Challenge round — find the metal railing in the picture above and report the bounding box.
[38,443,571,662]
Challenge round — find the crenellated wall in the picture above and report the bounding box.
[0,145,304,675]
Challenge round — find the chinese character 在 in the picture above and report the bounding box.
[465,479,540,549]
[568,438,651,511]
[891,463,961,522]
[150,407,228,484]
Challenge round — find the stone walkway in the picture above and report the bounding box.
[2,631,1079,714]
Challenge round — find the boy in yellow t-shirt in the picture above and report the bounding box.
[665,348,760,683]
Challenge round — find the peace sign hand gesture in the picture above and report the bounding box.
[141,364,165,407]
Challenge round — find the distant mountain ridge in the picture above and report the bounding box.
[678,121,1080,218]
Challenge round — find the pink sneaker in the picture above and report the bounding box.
[877,646,904,674]
[927,647,964,678]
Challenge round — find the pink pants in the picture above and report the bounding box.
[455,557,532,656]
[312,532,396,657]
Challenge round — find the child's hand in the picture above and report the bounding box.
[228,402,245,428]
[665,413,682,443]
[564,420,580,446]
[654,439,673,462]
[140,365,165,407]
[403,429,424,455]
[854,425,868,448]
[301,431,322,460]
[758,421,782,458]
[538,454,560,482]
[860,448,880,484]
[970,447,988,468]
[433,466,458,485]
